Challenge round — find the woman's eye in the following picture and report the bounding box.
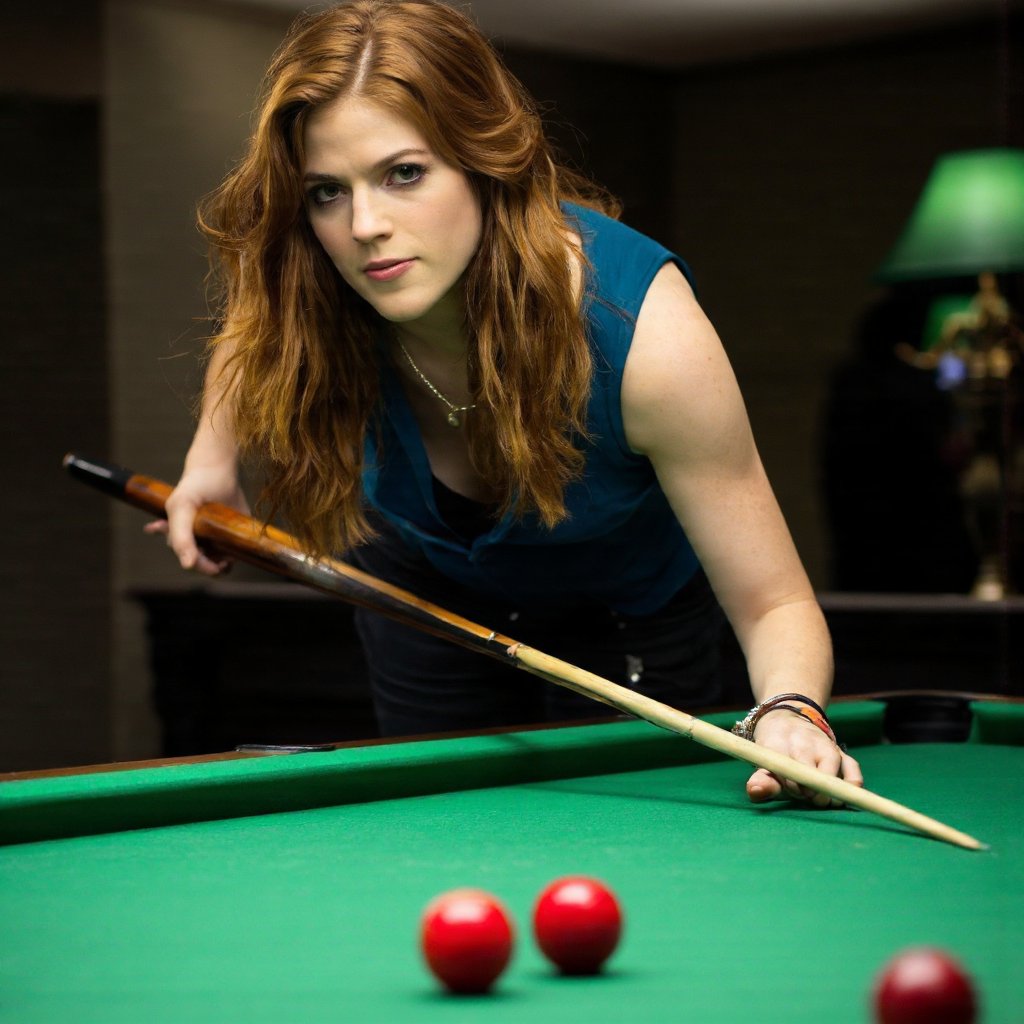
[389,163,424,186]
[309,183,343,206]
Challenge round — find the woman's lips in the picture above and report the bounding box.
[364,258,415,282]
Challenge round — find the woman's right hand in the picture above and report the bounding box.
[144,462,250,576]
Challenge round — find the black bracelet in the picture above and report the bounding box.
[773,693,828,718]
[731,692,832,742]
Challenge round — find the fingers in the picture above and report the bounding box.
[191,548,233,576]
[806,743,845,808]
[140,462,246,577]
[745,729,864,809]
[143,514,232,577]
[746,768,783,803]
[164,493,202,570]
[838,749,864,790]
[746,762,836,807]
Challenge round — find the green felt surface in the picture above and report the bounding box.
[1,703,1022,1023]
[973,700,1024,745]
[0,705,885,846]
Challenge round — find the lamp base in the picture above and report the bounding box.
[970,557,1006,601]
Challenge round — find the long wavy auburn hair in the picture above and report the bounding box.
[199,0,620,556]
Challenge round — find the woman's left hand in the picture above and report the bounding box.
[746,710,864,808]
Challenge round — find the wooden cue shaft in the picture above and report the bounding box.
[63,453,986,851]
[510,647,985,850]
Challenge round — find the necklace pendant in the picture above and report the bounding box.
[446,410,461,428]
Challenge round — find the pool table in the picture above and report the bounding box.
[2,697,1022,1023]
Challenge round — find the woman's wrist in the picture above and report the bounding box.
[732,692,836,743]
[181,433,240,479]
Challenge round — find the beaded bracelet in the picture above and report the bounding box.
[731,692,836,743]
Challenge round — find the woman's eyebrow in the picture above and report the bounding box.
[303,148,430,182]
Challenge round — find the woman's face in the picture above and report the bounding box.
[302,95,483,338]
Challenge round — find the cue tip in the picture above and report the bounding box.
[946,831,988,852]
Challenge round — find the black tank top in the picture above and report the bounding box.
[431,475,497,541]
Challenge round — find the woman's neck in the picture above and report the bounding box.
[389,318,475,412]
[392,317,468,361]
[390,282,471,359]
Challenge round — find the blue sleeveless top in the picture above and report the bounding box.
[361,203,701,614]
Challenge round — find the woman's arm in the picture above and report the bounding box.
[621,263,863,804]
[144,340,249,575]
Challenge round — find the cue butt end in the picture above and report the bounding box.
[62,453,134,499]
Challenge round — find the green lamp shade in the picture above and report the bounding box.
[875,148,1024,282]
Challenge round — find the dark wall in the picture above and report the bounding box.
[0,3,111,770]
[671,16,1022,586]
[502,48,676,241]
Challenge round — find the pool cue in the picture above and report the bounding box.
[63,453,986,851]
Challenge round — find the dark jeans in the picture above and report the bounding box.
[348,525,725,737]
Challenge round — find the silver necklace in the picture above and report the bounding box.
[397,341,477,428]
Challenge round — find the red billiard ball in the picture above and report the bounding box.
[873,947,977,1024]
[420,889,514,994]
[532,876,623,975]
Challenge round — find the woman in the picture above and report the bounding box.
[151,0,863,805]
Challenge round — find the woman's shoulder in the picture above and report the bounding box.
[562,201,663,254]
[562,202,694,316]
